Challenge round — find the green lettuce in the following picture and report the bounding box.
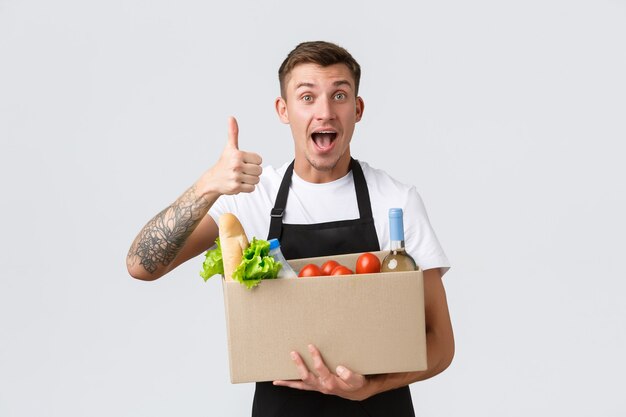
[200,238,224,281]
[232,238,282,289]
[200,237,282,289]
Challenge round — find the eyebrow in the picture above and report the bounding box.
[295,82,315,90]
[333,80,353,89]
[295,80,353,90]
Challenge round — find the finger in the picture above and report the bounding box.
[240,151,262,166]
[290,351,315,384]
[241,161,263,177]
[234,184,255,194]
[308,344,332,381]
[227,116,239,149]
[336,365,366,388]
[273,380,314,391]
[239,173,261,186]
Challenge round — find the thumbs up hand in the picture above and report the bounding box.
[197,116,263,198]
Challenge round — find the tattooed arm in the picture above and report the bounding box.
[126,117,263,280]
[126,185,218,280]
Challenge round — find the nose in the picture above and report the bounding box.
[315,97,336,121]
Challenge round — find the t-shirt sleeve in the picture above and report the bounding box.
[208,195,237,227]
[404,187,451,276]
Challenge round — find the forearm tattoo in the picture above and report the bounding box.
[127,186,209,274]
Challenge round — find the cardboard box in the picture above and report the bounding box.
[221,251,427,383]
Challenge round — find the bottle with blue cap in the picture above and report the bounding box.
[381,208,418,272]
[268,238,297,278]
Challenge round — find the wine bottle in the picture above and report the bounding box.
[381,208,418,272]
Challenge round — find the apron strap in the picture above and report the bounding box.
[267,158,373,241]
[350,158,374,219]
[267,161,295,240]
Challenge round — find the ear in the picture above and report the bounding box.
[355,96,364,122]
[275,97,289,124]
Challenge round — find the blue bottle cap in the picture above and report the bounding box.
[268,238,280,250]
[389,208,403,218]
[389,208,405,241]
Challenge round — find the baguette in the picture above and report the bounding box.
[218,213,249,281]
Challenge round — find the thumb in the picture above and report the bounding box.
[336,365,365,387]
[227,116,239,149]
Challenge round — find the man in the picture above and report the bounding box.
[127,41,454,417]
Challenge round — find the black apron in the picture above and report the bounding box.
[252,158,415,417]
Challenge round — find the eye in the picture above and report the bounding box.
[302,95,313,102]
[334,92,346,100]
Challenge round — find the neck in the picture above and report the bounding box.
[390,240,406,251]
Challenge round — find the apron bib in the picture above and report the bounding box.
[252,158,415,417]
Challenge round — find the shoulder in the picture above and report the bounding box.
[358,158,428,226]
[358,158,423,220]
[258,161,290,187]
[358,159,416,196]
[357,160,450,274]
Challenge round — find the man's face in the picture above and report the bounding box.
[276,63,364,182]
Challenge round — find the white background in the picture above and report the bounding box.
[1,0,625,416]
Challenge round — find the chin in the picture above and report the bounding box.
[306,153,346,172]
[307,158,336,172]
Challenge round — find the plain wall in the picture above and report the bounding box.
[1,0,625,416]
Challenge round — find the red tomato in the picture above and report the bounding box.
[355,252,381,274]
[298,263,322,278]
[320,260,340,276]
[330,265,354,276]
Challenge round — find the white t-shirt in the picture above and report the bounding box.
[208,160,450,274]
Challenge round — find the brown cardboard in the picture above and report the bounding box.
[221,251,427,383]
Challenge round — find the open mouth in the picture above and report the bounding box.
[311,131,337,151]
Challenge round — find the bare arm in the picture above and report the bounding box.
[126,186,219,280]
[126,117,262,280]
[274,267,455,400]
